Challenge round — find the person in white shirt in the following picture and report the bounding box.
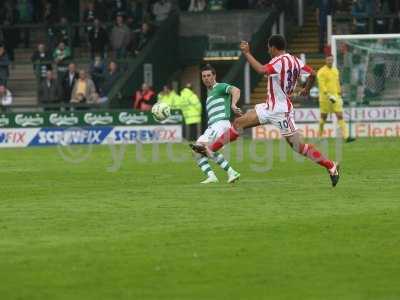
[0,84,12,106]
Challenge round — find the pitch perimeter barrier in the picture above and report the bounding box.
[252,106,400,139]
[0,110,183,148]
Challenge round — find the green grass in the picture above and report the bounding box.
[0,138,400,300]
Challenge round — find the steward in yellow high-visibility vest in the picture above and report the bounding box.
[180,84,201,125]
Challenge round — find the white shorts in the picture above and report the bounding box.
[255,103,297,136]
[197,120,232,144]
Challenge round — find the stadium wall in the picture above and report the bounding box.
[252,106,400,139]
[0,110,183,148]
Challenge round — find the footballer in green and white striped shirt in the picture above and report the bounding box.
[189,64,241,184]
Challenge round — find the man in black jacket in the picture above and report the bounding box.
[88,18,109,59]
[38,70,61,110]
[61,63,78,103]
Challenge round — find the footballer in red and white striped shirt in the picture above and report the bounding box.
[264,52,314,113]
[190,35,340,187]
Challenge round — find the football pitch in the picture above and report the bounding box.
[1,138,400,300]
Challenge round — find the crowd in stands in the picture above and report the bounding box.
[0,0,179,107]
[350,0,400,34]
[315,0,400,52]
[34,58,123,106]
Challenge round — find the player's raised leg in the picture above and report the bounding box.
[285,132,340,187]
[191,109,260,156]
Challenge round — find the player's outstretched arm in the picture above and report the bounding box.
[240,41,265,74]
[230,86,242,116]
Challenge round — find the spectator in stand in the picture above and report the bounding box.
[70,69,98,104]
[62,63,78,104]
[44,1,59,52]
[152,0,172,23]
[180,83,202,141]
[127,0,143,23]
[17,0,34,23]
[133,83,156,111]
[351,0,368,34]
[53,42,71,82]
[0,44,11,86]
[188,0,207,12]
[17,0,34,48]
[157,84,181,108]
[111,0,128,18]
[98,61,121,102]
[88,18,109,59]
[31,43,52,81]
[89,54,106,92]
[0,84,13,107]
[315,0,334,53]
[43,1,58,23]
[83,2,97,34]
[57,16,72,46]
[1,1,20,66]
[110,15,131,59]
[134,22,154,55]
[207,0,227,11]
[94,0,109,22]
[126,16,139,54]
[38,70,61,109]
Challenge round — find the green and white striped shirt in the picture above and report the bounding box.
[206,83,233,126]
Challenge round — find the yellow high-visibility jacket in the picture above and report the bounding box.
[179,88,202,125]
[317,65,341,102]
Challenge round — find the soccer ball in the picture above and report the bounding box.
[152,102,171,121]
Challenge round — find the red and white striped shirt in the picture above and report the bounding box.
[264,53,313,112]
